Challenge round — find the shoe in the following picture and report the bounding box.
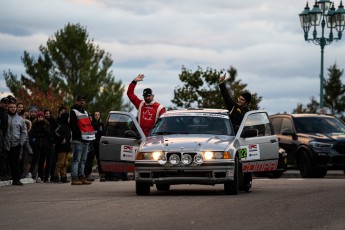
[26,173,32,179]
[36,177,43,183]
[71,179,83,185]
[100,175,106,182]
[13,181,24,186]
[78,176,92,185]
[85,175,95,182]
[60,176,70,183]
[51,176,60,183]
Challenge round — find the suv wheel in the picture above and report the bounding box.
[156,184,170,191]
[314,168,327,178]
[299,151,315,178]
[136,182,150,195]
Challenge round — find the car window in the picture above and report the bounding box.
[150,113,233,135]
[105,113,139,138]
[294,117,345,134]
[270,117,282,134]
[281,118,294,133]
[243,112,273,136]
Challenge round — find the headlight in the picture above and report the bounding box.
[136,151,163,160]
[194,154,203,164]
[181,154,193,165]
[310,141,333,149]
[204,151,213,160]
[169,154,180,165]
[202,151,231,159]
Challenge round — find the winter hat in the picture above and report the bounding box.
[36,111,44,117]
[29,105,38,112]
[241,92,252,103]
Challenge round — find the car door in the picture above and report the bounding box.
[236,110,280,173]
[99,111,146,173]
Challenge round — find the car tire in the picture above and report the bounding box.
[299,151,315,178]
[136,182,150,195]
[224,156,238,195]
[314,168,327,178]
[156,184,170,191]
[267,171,284,179]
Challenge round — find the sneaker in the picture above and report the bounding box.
[13,181,24,186]
[36,177,42,183]
[85,175,95,182]
[26,173,32,179]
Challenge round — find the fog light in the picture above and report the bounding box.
[158,155,167,165]
[194,154,203,164]
[169,154,180,165]
[181,154,192,165]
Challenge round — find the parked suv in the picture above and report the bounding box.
[270,113,345,178]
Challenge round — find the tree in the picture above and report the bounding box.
[171,66,261,110]
[293,96,319,113]
[293,63,344,115]
[324,63,345,115]
[4,23,131,119]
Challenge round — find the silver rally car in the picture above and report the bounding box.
[99,109,279,195]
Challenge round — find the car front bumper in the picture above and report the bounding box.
[135,161,235,185]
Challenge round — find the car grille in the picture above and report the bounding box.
[152,171,213,178]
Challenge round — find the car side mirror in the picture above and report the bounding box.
[281,128,294,136]
[241,129,258,138]
[125,130,141,139]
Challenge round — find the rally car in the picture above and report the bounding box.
[99,109,280,195]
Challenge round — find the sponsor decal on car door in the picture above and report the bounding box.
[99,112,145,173]
[236,111,280,173]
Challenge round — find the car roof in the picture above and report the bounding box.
[270,113,335,118]
[166,108,229,115]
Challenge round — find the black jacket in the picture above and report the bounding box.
[219,82,250,133]
[29,119,51,149]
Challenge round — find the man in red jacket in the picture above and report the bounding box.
[127,74,166,136]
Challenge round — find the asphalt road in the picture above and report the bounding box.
[1,171,345,230]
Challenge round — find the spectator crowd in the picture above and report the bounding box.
[0,95,120,186]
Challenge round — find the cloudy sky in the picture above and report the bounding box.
[1,0,345,115]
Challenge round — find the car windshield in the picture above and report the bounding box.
[150,114,234,136]
[294,117,345,134]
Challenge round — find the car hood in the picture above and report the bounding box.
[141,134,234,152]
[299,132,345,142]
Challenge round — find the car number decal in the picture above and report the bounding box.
[120,145,138,161]
[239,144,260,160]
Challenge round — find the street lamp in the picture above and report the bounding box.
[299,0,345,110]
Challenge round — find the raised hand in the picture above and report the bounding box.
[134,74,145,82]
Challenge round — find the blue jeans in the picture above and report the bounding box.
[71,142,89,179]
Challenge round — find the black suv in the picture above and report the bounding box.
[270,113,345,178]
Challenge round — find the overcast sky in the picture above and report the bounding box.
[1,0,345,115]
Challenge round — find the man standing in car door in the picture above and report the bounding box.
[127,74,166,136]
[219,74,253,192]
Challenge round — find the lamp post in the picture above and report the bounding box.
[299,0,345,110]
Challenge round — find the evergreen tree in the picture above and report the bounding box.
[4,23,132,118]
[171,66,261,110]
[324,63,345,115]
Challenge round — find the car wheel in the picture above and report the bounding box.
[156,184,170,191]
[299,151,315,178]
[314,168,327,178]
[136,182,150,195]
[224,156,238,195]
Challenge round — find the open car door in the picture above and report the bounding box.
[99,111,145,173]
[236,110,280,173]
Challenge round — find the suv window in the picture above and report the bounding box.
[281,118,293,133]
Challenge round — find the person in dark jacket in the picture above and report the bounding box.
[219,74,253,192]
[84,111,105,181]
[53,112,71,183]
[218,74,251,134]
[69,95,95,185]
[0,97,9,181]
[29,111,51,183]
